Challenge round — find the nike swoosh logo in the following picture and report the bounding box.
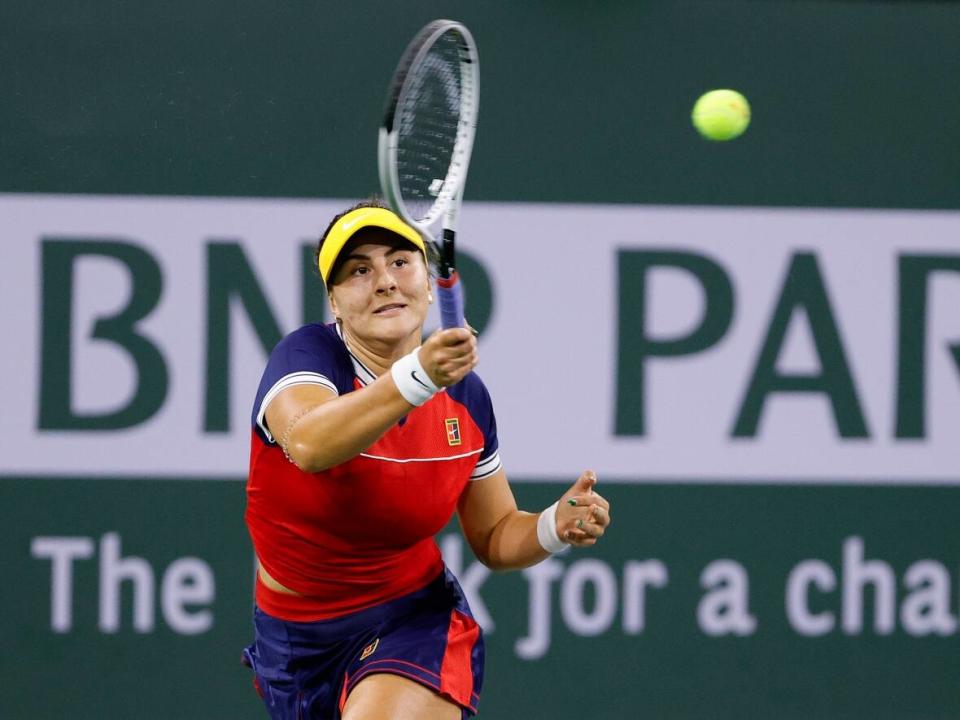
[411,370,431,390]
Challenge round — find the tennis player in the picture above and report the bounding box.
[242,200,611,720]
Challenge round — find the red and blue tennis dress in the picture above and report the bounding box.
[243,322,501,719]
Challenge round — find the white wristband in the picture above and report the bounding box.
[390,348,440,406]
[536,501,567,553]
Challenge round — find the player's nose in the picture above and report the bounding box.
[373,263,398,293]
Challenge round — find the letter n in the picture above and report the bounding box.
[205,242,283,432]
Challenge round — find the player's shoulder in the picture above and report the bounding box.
[254,322,354,421]
[275,322,342,353]
[280,323,343,344]
[445,370,499,452]
[447,370,493,409]
[262,322,353,386]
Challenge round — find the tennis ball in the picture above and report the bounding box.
[692,89,751,141]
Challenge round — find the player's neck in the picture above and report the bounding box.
[340,325,420,377]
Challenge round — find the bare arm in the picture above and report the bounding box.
[265,327,478,473]
[457,469,611,571]
[457,469,544,571]
[265,375,410,472]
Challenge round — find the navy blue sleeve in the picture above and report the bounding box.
[448,371,502,480]
[251,323,353,442]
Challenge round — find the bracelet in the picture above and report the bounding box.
[536,501,567,553]
[390,348,440,406]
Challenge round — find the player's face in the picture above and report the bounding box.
[328,234,431,347]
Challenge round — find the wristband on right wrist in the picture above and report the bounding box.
[536,501,567,553]
[390,348,439,406]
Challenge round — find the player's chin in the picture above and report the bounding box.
[370,308,425,337]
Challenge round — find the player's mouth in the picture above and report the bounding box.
[373,303,407,316]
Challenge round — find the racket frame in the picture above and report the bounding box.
[377,19,479,288]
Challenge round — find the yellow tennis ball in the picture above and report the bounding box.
[692,89,751,141]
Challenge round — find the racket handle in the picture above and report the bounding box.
[436,271,465,329]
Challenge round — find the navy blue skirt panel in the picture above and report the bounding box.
[242,567,484,719]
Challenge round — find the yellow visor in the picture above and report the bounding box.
[318,207,427,285]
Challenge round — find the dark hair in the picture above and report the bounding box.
[315,197,435,286]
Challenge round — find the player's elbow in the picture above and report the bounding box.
[477,551,530,572]
[462,533,500,570]
[479,555,518,572]
[284,440,333,474]
[469,543,504,571]
[466,514,532,572]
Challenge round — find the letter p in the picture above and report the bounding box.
[615,250,734,436]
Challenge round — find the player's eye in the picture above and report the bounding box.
[393,257,408,268]
[352,265,369,276]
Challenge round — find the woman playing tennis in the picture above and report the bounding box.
[243,201,612,720]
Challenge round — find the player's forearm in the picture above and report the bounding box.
[285,373,413,472]
[482,510,551,571]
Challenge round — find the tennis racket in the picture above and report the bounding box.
[378,19,479,329]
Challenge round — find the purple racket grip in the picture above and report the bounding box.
[436,271,465,329]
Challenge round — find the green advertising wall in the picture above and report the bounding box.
[7,479,960,718]
[3,1,958,209]
[3,2,959,719]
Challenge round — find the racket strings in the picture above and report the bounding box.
[396,31,465,222]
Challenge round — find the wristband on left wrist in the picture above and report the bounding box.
[536,501,567,553]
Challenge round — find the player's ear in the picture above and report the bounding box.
[327,289,340,319]
[426,283,434,304]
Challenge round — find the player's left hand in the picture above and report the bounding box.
[555,470,611,547]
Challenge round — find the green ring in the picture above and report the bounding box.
[567,499,578,506]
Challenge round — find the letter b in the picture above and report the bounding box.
[39,239,168,430]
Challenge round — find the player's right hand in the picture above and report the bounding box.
[418,327,478,387]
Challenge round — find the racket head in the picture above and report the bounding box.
[378,20,479,242]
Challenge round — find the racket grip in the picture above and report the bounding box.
[436,271,465,329]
